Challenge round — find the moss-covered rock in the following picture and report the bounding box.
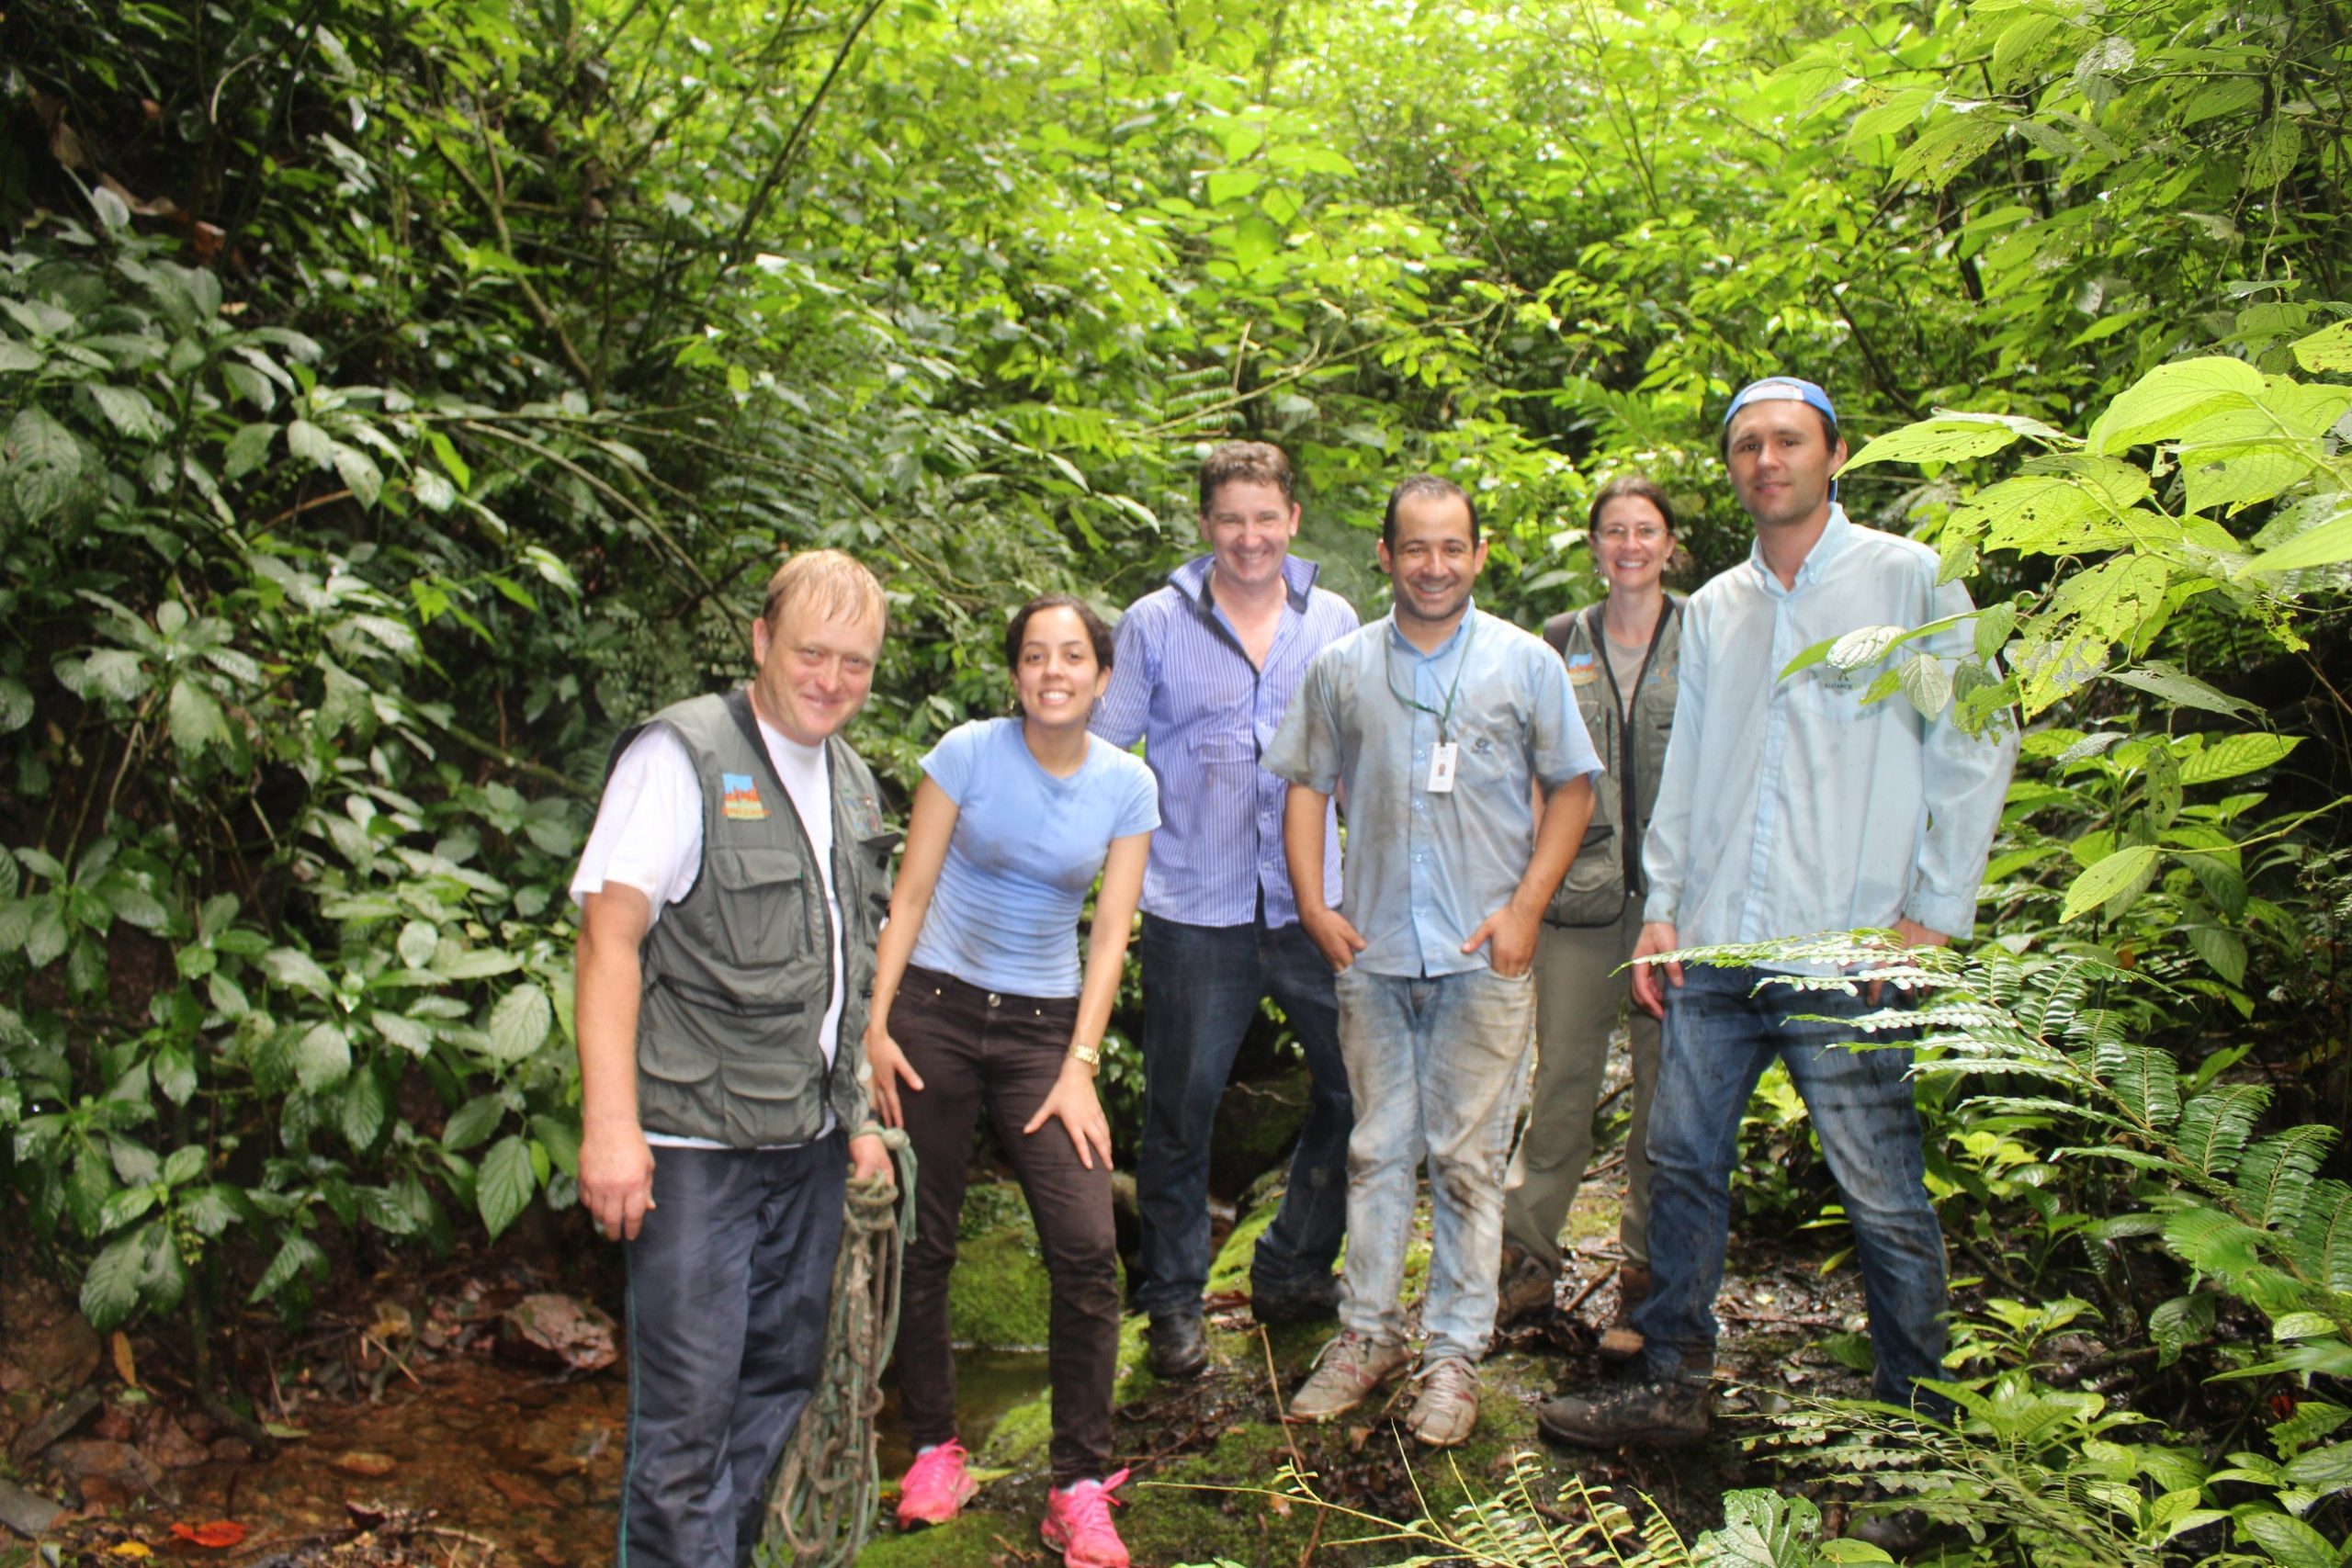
[945,1179,1052,1349]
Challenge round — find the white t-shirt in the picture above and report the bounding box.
[571,705,843,1148]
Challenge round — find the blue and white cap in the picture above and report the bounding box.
[1723,376,1838,432]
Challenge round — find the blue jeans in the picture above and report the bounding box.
[1332,964,1535,1362]
[1634,964,1949,1408]
[1133,913,1353,1319]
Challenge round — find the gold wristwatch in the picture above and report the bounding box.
[1068,1040,1102,1069]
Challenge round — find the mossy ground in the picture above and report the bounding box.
[867,1035,1891,1565]
[866,1156,1881,1566]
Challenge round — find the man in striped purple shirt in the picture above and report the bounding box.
[1091,442,1361,1381]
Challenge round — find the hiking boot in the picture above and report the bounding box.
[1596,1262,1651,1359]
[1145,1314,1208,1381]
[895,1439,977,1527]
[1285,1330,1410,1423]
[1040,1469,1131,1568]
[1495,1247,1558,1326]
[1536,1376,1711,1449]
[1405,1356,1480,1447]
[1251,1271,1341,1325]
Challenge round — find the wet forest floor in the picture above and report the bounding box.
[3,1163,1909,1567]
[2,1043,1941,1567]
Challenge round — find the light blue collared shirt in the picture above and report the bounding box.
[1092,554,1358,929]
[1267,605,1603,978]
[1641,505,2018,955]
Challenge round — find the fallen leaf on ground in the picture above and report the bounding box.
[110,1332,138,1389]
[330,1450,400,1476]
[170,1520,248,1548]
[107,1544,153,1558]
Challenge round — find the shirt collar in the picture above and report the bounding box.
[1744,502,1851,594]
[1170,552,1320,614]
[1385,602,1478,660]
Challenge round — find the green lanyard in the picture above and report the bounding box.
[1384,615,1476,742]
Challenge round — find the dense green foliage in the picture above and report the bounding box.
[5,0,2352,1559]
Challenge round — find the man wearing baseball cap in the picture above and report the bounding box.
[1537,375,2015,1450]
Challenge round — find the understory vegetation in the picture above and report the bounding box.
[4,0,2350,1560]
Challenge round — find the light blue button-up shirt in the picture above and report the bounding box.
[1640,505,2018,956]
[1092,554,1358,928]
[1267,605,1603,978]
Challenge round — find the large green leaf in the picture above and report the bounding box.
[80,1227,149,1329]
[6,407,85,520]
[486,983,552,1064]
[477,1134,537,1240]
[2180,733,2298,785]
[2061,844,2160,920]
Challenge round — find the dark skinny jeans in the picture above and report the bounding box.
[889,964,1120,1485]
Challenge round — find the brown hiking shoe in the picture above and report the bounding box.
[1495,1247,1558,1326]
[1536,1376,1711,1449]
[1405,1356,1480,1447]
[1285,1331,1409,1423]
[1596,1262,1651,1359]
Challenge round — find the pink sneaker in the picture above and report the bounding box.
[1039,1468,1131,1568]
[895,1439,977,1528]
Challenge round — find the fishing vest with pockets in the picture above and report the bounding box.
[618,687,892,1147]
[1543,595,1683,928]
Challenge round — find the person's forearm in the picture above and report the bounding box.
[868,885,932,1034]
[575,919,644,1134]
[1514,774,1593,916]
[1284,783,1333,913]
[1069,913,1128,1060]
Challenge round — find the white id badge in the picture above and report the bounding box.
[1426,741,1459,793]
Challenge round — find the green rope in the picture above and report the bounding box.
[757,1128,917,1568]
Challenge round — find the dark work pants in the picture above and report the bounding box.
[620,1134,846,1568]
[890,964,1119,1485]
[1132,911,1352,1317]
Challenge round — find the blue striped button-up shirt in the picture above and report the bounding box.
[1092,554,1359,929]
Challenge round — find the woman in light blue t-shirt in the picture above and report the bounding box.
[865,593,1158,1568]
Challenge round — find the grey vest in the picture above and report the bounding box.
[621,689,891,1146]
[1543,596,1682,927]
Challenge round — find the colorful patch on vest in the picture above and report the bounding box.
[720,773,768,820]
[1565,649,1600,686]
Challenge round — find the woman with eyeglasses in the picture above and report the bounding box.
[1496,475,1684,1359]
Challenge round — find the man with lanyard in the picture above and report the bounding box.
[571,550,897,1567]
[1538,377,2016,1455]
[1268,474,1600,1447]
[1092,441,1360,1381]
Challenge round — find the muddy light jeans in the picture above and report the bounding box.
[1634,964,1949,1411]
[1331,964,1536,1363]
[1503,897,1659,1272]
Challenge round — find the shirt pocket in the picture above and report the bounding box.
[1789,662,1875,725]
[1453,714,1527,793]
[707,845,808,967]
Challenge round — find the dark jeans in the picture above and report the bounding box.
[891,965,1120,1485]
[1633,964,1950,1411]
[621,1134,846,1568]
[1132,912,1352,1320]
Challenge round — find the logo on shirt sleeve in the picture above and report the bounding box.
[720,773,769,820]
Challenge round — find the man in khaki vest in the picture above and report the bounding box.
[571,550,895,1568]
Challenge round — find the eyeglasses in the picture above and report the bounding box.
[1593,524,1668,544]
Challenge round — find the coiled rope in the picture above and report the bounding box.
[758,1129,916,1567]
